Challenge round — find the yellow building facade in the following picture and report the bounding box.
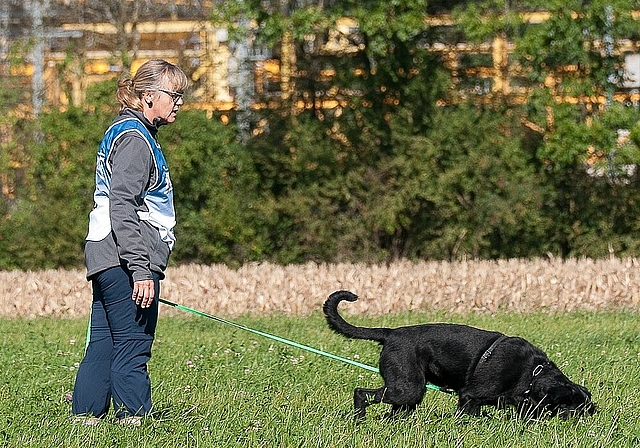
[3,9,640,112]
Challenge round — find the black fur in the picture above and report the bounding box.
[323,290,595,420]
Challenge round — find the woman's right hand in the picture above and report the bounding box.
[132,279,155,308]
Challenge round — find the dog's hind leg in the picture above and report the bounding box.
[390,403,418,416]
[355,381,426,419]
[354,387,387,419]
[384,381,426,416]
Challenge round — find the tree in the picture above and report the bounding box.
[515,1,640,257]
[163,110,270,266]
[212,0,456,262]
[375,103,553,260]
[452,0,640,258]
[0,105,109,269]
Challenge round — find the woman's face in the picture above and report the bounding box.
[143,85,184,126]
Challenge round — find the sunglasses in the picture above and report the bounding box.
[157,88,184,103]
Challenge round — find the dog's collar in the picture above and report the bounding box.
[469,335,508,382]
[478,335,508,364]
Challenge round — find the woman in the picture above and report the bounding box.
[72,59,188,426]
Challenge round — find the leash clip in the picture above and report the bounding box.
[532,364,544,377]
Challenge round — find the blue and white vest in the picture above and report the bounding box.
[86,117,176,250]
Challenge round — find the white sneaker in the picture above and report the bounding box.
[72,416,102,427]
[117,416,142,427]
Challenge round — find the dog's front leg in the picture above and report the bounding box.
[456,395,482,416]
[354,387,386,419]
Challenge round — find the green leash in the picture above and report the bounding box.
[159,297,453,395]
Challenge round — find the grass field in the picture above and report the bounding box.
[1,309,638,447]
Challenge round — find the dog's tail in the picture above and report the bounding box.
[323,290,391,343]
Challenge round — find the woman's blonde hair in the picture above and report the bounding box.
[116,59,189,111]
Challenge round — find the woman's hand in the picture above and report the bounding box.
[132,279,155,308]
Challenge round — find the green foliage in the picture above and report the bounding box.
[452,0,528,42]
[243,112,359,263]
[0,109,85,267]
[4,2,640,269]
[0,310,638,447]
[0,108,109,269]
[0,75,28,111]
[452,1,640,258]
[522,0,635,100]
[211,0,334,43]
[336,0,429,57]
[379,104,553,259]
[163,111,269,265]
[535,102,640,258]
[85,79,120,111]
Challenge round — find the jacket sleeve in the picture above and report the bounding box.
[108,132,155,282]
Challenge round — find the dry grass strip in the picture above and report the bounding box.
[2,257,640,318]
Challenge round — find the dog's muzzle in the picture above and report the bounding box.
[522,365,595,419]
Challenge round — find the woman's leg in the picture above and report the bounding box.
[72,279,113,418]
[100,266,159,418]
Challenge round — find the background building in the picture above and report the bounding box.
[1,0,639,115]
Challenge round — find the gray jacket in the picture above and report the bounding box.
[85,109,173,281]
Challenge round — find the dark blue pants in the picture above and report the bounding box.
[72,266,160,419]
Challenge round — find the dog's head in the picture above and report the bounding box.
[521,364,596,419]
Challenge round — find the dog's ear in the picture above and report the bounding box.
[546,385,573,402]
[548,384,592,404]
[520,374,562,417]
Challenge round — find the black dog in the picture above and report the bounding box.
[323,290,595,420]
